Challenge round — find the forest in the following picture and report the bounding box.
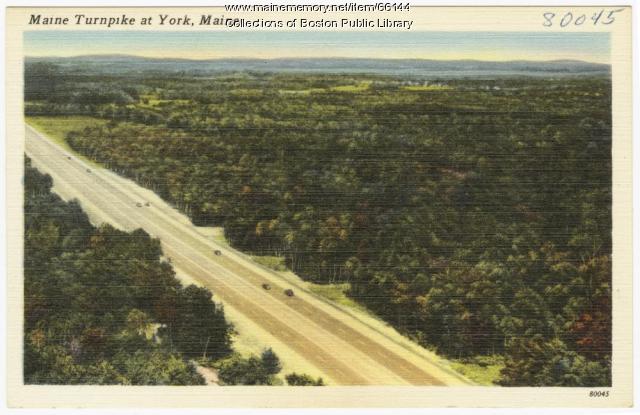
[25,61,612,386]
[25,157,322,386]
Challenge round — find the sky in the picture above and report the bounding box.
[24,31,610,63]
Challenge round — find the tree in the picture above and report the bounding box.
[114,350,204,385]
[285,373,324,386]
[24,62,62,101]
[216,350,284,385]
[217,355,272,385]
[499,337,610,387]
[260,348,282,375]
[23,161,232,385]
[125,309,152,337]
[169,285,232,359]
[24,71,612,386]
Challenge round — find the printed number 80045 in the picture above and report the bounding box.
[589,391,610,398]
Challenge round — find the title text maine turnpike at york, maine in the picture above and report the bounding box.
[28,13,414,30]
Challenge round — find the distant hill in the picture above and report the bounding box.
[25,55,611,78]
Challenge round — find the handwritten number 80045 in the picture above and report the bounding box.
[543,9,624,27]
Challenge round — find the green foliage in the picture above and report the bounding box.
[217,355,269,385]
[450,355,504,386]
[24,70,612,386]
[260,348,282,375]
[24,62,63,101]
[25,116,107,154]
[285,372,325,386]
[499,337,610,387]
[163,285,232,359]
[216,348,283,385]
[251,255,288,272]
[307,282,371,314]
[112,349,204,385]
[216,353,275,385]
[23,158,232,384]
[125,309,152,336]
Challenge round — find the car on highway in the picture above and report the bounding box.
[86,169,91,173]
[262,283,271,290]
[67,156,71,160]
[145,202,150,207]
[214,250,222,256]
[284,289,294,297]
[136,202,143,207]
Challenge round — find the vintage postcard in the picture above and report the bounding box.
[4,4,634,408]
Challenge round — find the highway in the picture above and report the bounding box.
[25,124,471,386]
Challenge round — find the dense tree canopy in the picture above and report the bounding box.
[24,157,232,384]
[25,64,612,386]
[217,349,283,386]
[285,372,325,386]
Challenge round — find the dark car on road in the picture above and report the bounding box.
[284,289,294,297]
[214,250,222,256]
[262,283,271,290]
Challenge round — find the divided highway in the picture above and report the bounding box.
[25,125,471,386]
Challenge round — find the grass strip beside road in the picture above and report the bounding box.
[25,116,107,167]
[450,356,505,385]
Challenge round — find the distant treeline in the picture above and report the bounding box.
[25,63,612,386]
[25,55,612,77]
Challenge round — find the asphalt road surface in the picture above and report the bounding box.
[26,124,471,386]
